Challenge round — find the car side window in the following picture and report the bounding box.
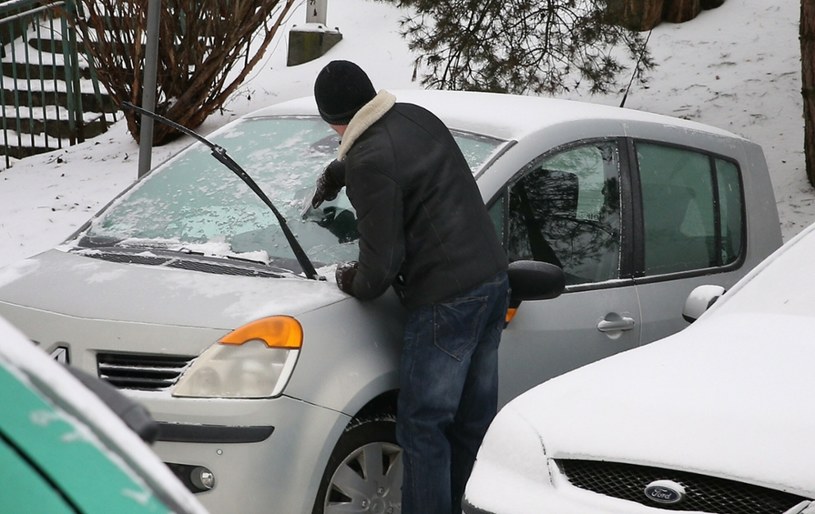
[636,142,744,276]
[495,141,622,286]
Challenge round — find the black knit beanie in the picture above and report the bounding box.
[314,60,377,125]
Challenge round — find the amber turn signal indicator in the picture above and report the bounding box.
[219,316,303,349]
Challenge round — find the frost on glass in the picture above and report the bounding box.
[81,117,503,271]
[452,131,503,176]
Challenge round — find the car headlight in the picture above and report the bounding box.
[173,316,302,399]
[465,403,553,506]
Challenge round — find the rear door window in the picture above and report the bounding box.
[635,142,744,276]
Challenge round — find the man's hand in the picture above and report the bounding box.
[311,159,346,209]
[335,261,358,295]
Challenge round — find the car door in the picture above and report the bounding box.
[490,139,642,406]
[630,140,748,343]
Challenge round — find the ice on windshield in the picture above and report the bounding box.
[80,117,504,271]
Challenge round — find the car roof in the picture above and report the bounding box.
[251,89,743,142]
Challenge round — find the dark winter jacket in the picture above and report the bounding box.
[335,91,508,309]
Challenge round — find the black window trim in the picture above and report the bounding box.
[486,136,748,292]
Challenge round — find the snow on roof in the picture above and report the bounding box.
[253,89,742,142]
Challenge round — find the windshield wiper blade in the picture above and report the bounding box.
[121,102,323,281]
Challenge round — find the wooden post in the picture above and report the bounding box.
[663,0,701,23]
[606,0,664,31]
[801,0,815,187]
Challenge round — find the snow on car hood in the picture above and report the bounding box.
[507,311,815,496]
[0,249,347,328]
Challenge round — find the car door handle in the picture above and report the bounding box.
[596,316,636,333]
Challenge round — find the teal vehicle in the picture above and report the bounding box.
[0,317,206,514]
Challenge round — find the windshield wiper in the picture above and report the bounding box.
[121,102,323,281]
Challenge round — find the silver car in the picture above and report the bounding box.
[0,90,782,513]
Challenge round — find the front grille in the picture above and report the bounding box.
[559,459,810,514]
[97,352,195,391]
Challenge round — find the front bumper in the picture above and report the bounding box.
[0,301,353,513]
[141,391,350,514]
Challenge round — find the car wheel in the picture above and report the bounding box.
[313,414,403,514]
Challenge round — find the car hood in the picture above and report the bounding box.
[508,311,815,496]
[0,249,347,329]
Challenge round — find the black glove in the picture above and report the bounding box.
[311,159,346,209]
[335,261,358,295]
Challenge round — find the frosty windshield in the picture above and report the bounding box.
[78,116,505,270]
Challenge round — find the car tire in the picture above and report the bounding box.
[312,414,402,514]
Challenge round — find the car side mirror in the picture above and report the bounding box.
[66,366,159,444]
[507,260,566,304]
[682,284,725,323]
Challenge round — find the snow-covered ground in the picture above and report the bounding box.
[0,0,811,268]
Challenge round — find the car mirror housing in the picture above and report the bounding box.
[682,284,726,323]
[507,260,566,304]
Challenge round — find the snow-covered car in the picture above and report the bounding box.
[463,221,815,514]
[0,316,207,514]
[0,90,782,513]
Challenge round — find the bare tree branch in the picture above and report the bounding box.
[66,0,296,145]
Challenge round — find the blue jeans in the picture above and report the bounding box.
[397,272,510,514]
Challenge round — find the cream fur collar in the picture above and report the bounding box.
[337,90,396,160]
